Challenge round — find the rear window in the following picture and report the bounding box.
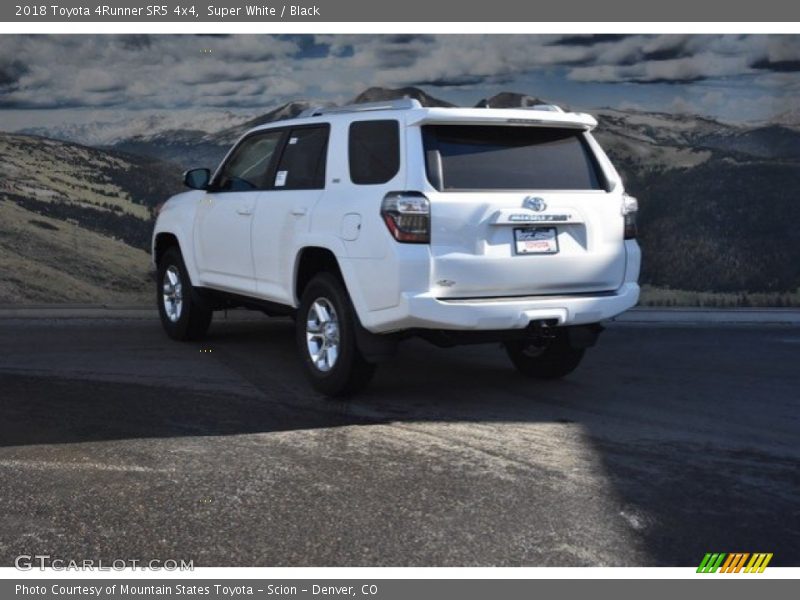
[349,120,400,185]
[422,125,604,191]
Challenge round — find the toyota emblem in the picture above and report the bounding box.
[523,196,547,212]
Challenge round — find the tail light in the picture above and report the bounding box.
[622,194,638,240]
[381,192,430,243]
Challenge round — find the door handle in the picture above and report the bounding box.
[236,207,253,216]
[291,207,308,216]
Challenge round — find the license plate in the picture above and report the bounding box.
[514,227,559,255]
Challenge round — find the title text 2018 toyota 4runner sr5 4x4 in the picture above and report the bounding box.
[152,99,640,396]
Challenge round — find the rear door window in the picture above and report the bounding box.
[422,125,604,191]
[273,125,330,190]
[349,120,400,185]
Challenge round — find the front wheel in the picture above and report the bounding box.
[504,329,585,380]
[157,247,212,341]
[296,273,375,397]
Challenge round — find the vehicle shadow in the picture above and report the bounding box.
[0,318,798,566]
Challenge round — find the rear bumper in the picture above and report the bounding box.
[361,282,640,333]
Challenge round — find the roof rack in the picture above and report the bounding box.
[298,98,422,118]
[527,104,564,113]
[478,102,565,112]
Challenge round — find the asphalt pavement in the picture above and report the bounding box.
[0,314,798,566]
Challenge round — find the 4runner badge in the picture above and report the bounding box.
[523,196,547,212]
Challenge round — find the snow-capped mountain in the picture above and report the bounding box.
[474,92,549,108]
[351,86,454,107]
[20,111,252,148]
[104,101,326,169]
[209,100,326,145]
[761,106,800,130]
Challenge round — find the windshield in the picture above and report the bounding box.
[422,125,605,191]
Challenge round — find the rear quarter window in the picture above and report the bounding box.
[422,125,605,191]
[349,120,400,185]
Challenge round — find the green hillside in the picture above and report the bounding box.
[0,133,181,303]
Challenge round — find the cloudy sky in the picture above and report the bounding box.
[1,34,800,131]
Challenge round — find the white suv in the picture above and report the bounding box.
[152,99,640,396]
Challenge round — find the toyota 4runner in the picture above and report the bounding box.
[152,98,641,396]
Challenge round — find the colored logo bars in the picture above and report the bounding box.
[697,553,773,573]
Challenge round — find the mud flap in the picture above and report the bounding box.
[354,321,399,363]
[566,324,604,349]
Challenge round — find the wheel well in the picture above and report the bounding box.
[154,233,180,265]
[295,247,343,301]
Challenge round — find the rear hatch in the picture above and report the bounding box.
[421,123,626,299]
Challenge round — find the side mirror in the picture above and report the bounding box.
[183,168,210,190]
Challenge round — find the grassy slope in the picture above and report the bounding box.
[1,134,151,219]
[0,133,176,304]
[640,285,800,308]
[0,199,152,304]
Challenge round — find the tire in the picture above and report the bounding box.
[504,329,585,380]
[296,273,376,397]
[157,246,212,341]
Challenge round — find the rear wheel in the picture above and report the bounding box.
[504,329,585,379]
[157,247,212,341]
[296,273,375,397]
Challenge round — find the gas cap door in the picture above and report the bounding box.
[340,213,362,241]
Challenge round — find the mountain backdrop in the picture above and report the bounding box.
[3,86,800,305]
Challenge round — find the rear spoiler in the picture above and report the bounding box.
[407,108,597,131]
